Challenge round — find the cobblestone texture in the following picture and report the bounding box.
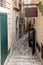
[4,36,42,65]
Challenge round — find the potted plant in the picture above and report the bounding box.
[38,1,43,15]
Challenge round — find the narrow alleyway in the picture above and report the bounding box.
[4,34,42,65]
[0,0,43,65]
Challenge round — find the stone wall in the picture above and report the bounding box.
[0,0,20,52]
[33,0,43,64]
[32,0,39,4]
[0,0,13,51]
[35,8,43,65]
[5,0,13,50]
[12,10,20,48]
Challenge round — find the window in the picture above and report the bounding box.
[15,0,17,6]
[0,0,5,7]
[14,0,19,8]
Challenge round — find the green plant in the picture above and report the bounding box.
[38,2,43,15]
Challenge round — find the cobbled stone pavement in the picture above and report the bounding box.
[5,37,42,65]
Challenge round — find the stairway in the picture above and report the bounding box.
[4,36,42,65]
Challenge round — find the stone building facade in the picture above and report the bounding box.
[0,0,20,52]
[32,0,43,65]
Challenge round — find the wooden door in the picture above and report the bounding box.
[0,13,8,65]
